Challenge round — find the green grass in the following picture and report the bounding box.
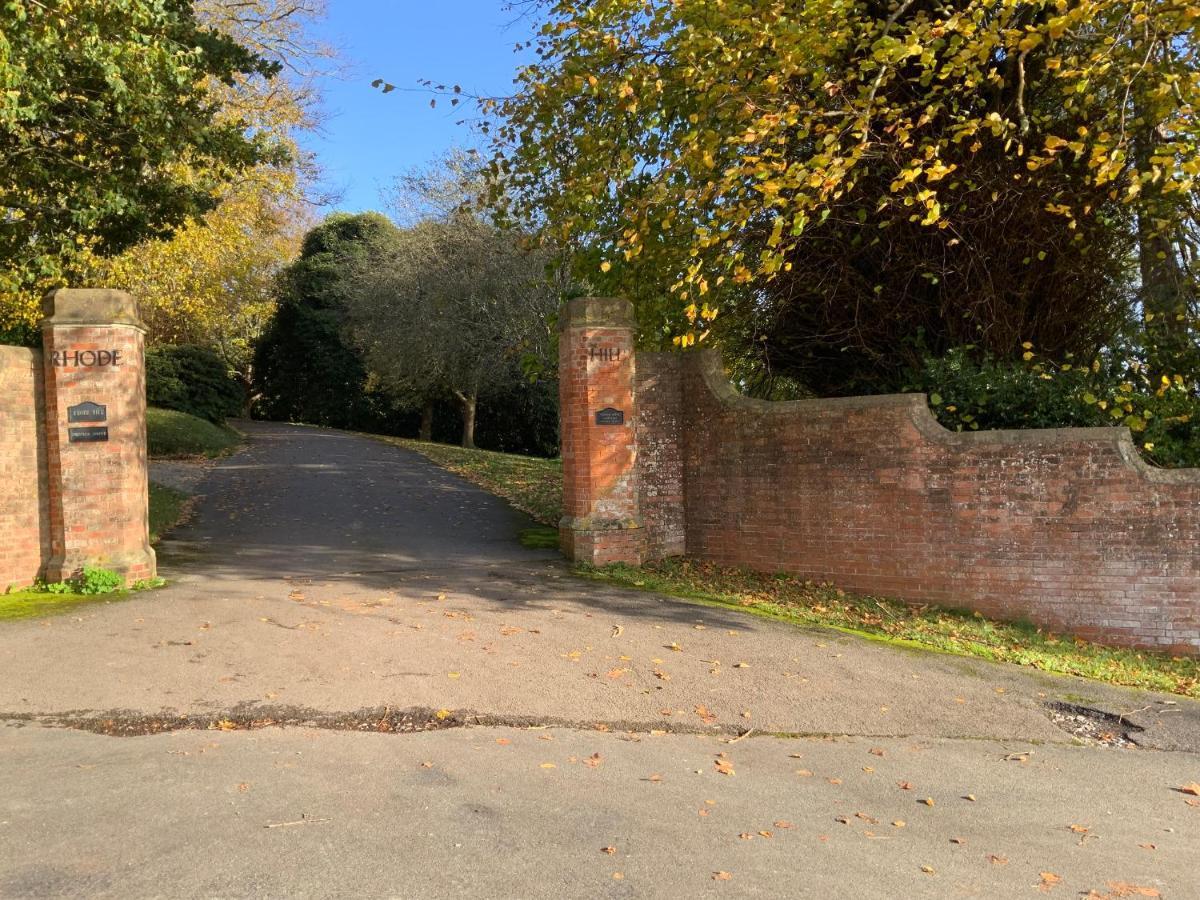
[0,588,133,621]
[147,407,240,459]
[372,436,562,526]
[149,482,191,543]
[582,559,1200,699]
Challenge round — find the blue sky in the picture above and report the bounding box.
[303,1,536,214]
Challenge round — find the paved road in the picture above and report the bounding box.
[2,422,1197,898]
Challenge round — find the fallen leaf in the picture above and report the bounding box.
[1103,882,1161,897]
[897,781,914,791]
[712,871,732,881]
[758,830,773,838]
[1038,872,1062,892]
[1180,782,1200,796]
[738,832,753,840]
[496,738,511,746]
[921,797,935,807]
[584,753,603,769]
[611,625,623,637]
[695,705,717,725]
[964,794,976,802]
[612,873,623,880]
[733,662,749,668]
[869,748,886,757]
[774,820,794,829]
[447,672,461,679]
[653,670,670,681]
[606,667,628,679]
[540,763,556,769]
[601,846,616,855]
[892,820,906,828]
[828,778,843,785]
[435,709,452,720]
[950,837,965,845]
[420,761,433,769]
[715,758,735,776]
[237,783,251,792]
[920,866,935,875]
[988,855,1009,866]
[1068,824,1090,834]
[667,642,682,652]
[796,769,814,777]
[647,773,663,783]
[1137,843,1156,851]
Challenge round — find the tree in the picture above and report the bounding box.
[0,0,285,326]
[252,212,405,428]
[486,0,1199,394]
[343,213,560,448]
[342,155,561,448]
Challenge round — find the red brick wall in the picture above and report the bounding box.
[0,347,50,590]
[633,350,1200,655]
[634,353,685,558]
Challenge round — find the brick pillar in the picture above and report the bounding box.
[558,296,645,565]
[41,289,156,585]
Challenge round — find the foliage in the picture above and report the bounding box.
[253,213,405,429]
[914,346,1200,467]
[0,0,285,326]
[75,0,330,365]
[487,0,1200,394]
[75,566,123,595]
[374,435,562,527]
[2,572,163,622]
[147,407,241,459]
[147,345,243,424]
[584,560,1200,699]
[343,154,562,448]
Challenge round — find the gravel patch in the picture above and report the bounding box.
[149,459,213,494]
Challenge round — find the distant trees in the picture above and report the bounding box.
[340,153,561,449]
[341,213,559,448]
[253,212,404,429]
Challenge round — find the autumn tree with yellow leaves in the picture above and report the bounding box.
[487,0,1199,395]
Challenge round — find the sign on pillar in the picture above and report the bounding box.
[41,289,156,584]
[558,296,645,565]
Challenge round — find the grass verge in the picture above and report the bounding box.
[372,436,562,526]
[582,560,1200,699]
[149,482,191,544]
[147,407,241,458]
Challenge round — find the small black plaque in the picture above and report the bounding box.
[68,401,107,423]
[68,426,109,443]
[595,407,625,426]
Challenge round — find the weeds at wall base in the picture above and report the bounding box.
[578,559,1200,700]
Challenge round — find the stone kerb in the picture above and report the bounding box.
[41,289,156,585]
[558,296,646,565]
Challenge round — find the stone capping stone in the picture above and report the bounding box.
[41,288,146,331]
[688,348,1200,486]
[559,296,635,331]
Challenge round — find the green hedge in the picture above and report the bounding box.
[146,345,242,424]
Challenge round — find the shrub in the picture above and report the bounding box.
[76,566,123,595]
[146,345,242,423]
[913,348,1200,469]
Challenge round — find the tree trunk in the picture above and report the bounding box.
[237,369,254,419]
[418,399,434,442]
[456,390,477,449]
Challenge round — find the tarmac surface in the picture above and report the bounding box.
[3,421,1197,898]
